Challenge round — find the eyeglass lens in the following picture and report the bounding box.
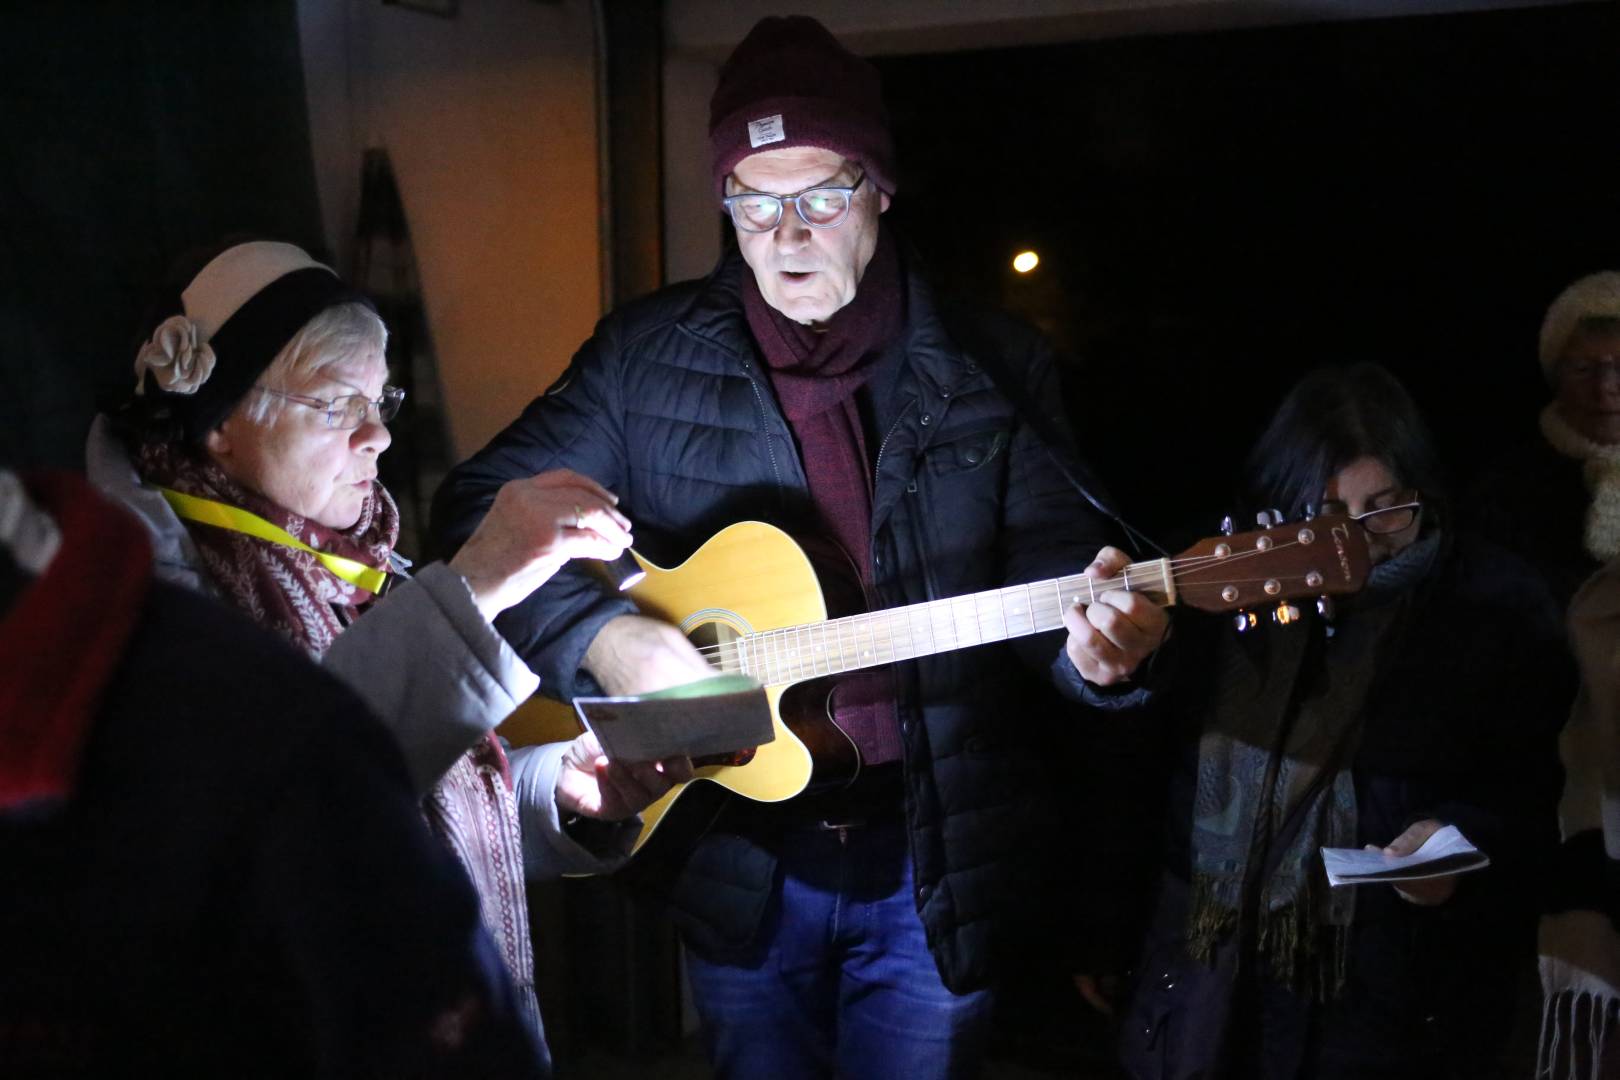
[332,386,404,428]
[1319,496,1421,535]
[1356,505,1419,534]
[729,188,852,232]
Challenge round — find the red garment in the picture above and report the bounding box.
[741,231,905,766]
[0,472,151,810]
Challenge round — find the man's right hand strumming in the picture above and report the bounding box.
[583,613,717,696]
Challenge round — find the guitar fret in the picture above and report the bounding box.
[736,556,1184,687]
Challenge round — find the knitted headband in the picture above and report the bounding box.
[133,241,372,440]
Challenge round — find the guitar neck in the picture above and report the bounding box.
[726,560,1175,686]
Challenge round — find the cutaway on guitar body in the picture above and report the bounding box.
[623,522,861,855]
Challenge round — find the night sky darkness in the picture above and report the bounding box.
[875,1,1619,545]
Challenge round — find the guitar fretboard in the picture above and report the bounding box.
[718,559,1173,685]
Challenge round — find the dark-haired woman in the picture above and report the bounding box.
[1118,364,1573,1079]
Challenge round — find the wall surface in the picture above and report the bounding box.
[297,0,604,459]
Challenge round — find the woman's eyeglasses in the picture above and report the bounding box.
[1320,494,1423,535]
[259,385,405,429]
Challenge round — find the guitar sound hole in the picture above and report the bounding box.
[687,619,757,765]
[686,620,743,673]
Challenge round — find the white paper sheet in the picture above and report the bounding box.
[1320,824,1489,888]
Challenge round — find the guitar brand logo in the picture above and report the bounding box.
[1331,524,1354,583]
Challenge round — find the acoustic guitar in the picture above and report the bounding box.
[610,514,1372,859]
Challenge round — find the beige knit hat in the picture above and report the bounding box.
[1539,271,1620,383]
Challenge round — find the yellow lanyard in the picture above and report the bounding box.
[158,487,390,595]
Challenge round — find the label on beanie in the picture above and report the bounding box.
[748,114,785,148]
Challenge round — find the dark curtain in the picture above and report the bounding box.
[0,0,324,470]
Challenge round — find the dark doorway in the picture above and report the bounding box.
[876,0,1620,545]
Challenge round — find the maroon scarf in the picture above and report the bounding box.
[0,472,151,810]
[742,229,905,766]
[136,441,396,659]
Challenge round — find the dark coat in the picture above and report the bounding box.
[0,576,544,1079]
[433,250,1120,993]
[1119,533,1573,1080]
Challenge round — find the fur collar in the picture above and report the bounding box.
[1541,405,1620,561]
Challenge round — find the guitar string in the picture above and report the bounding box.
[684,533,1348,678]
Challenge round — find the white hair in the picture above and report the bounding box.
[241,302,389,424]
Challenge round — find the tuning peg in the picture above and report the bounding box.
[1255,510,1273,529]
[1272,602,1302,626]
[1232,609,1260,633]
[1316,596,1335,621]
[1302,503,1317,521]
[1220,515,1235,536]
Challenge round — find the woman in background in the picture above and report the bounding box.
[1118,363,1571,1079]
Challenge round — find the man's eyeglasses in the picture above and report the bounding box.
[259,385,405,429]
[1320,495,1423,535]
[722,172,867,233]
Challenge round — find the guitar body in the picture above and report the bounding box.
[625,521,860,856]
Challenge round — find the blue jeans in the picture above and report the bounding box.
[683,818,993,1080]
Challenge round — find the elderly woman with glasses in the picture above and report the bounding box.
[1108,364,1572,1080]
[86,240,692,1062]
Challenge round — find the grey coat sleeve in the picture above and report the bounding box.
[430,321,640,701]
[507,742,638,878]
[323,562,541,793]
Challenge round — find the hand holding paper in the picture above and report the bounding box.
[554,730,694,822]
[574,673,776,765]
[1320,823,1488,902]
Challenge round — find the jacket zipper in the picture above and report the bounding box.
[871,397,917,488]
[742,360,785,492]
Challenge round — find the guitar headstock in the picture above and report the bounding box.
[1171,513,1371,614]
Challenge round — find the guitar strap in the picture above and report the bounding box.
[940,311,1167,557]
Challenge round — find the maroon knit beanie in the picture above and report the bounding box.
[709,16,897,198]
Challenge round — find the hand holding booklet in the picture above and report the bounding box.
[1320,824,1489,888]
[573,673,776,764]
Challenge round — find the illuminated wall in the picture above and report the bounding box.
[296,0,603,459]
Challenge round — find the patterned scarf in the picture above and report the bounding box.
[1186,532,1438,1000]
[136,440,396,658]
[1539,557,1620,1080]
[134,440,541,1034]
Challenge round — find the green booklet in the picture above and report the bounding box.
[573,674,775,763]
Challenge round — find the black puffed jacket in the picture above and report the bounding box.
[433,249,1122,992]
